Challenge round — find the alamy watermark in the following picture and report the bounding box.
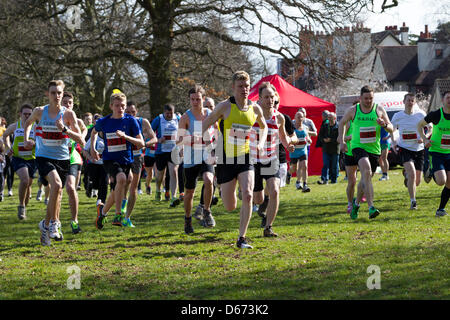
[366,265,381,290]
[67,265,81,290]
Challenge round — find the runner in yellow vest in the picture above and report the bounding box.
[2,104,36,220]
[338,86,393,220]
[417,90,450,216]
[202,71,267,249]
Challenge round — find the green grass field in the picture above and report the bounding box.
[0,168,448,300]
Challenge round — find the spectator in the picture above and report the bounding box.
[320,112,340,184]
[317,110,330,184]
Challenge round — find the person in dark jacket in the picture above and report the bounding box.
[320,112,340,184]
[317,110,330,184]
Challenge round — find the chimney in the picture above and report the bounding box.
[400,22,409,45]
[418,25,435,72]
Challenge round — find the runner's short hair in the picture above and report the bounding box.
[188,84,206,97]
[126,100,136,108]
[63,92,73,100]
[232,71,250,84]
[110,92,126,105]
[404,92,416,101]
[20,104,33,113]
[443,90,450,98]
[83,112,93,119]
[258,81,277,97]
[360,85,374,96]
[164,104,175,112]
[48,80,65,90]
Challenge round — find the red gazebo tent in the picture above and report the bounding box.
[248,74,335,175]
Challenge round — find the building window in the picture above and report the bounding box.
[436,49,443,59]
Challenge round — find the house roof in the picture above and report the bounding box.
[371,30,404,46]
[414,55,450,86]
[377,46,418,82]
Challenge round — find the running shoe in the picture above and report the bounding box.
[36,190,42,201]
[49,220,63,241]
[263,226,278,237]
[236,237,253,249]
[44,198,49,205]
[155,190,162,201]
[350,199,360,220]
[258,197,269,218]
[379,175,389,181]
[70,221,82,234]
[347,204,353,214]
[112,214,123,226]
[295,180,302,190]
[211,196,219,206]
[95,202,105,229]
[165,191,170,201]
[184,217,194,234]
[121,217,135,228]
[179,192,184,201]
[410,201,417,210]
[317,180,328,185]
[170,198,180,207]
[369,206,380,219]
[252,204,259,213]
[202,210,216,228]
[302,184,311,192]
[8,189,13,196]
[435,209,448,217]
[286,173,291,185]
[193,204,204,220]
[39,220,51,246]
[17,206,26,220]
[138,189,143,195]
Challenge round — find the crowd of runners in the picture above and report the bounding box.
[0,71,448,249]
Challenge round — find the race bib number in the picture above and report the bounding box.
[161,127,177,152]
[402,130,417,142]
[441,134,450,150]
[18,142,32,156]
[229,123,251,146]
[295,137,306,148]
[41,125,65,146]
[360,126,376,144]
[106,132,127,152]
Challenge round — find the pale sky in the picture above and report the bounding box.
[364,0,449,35]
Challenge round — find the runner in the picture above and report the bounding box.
[61,92,87,234]
[251,82,295,237]
[123,101,156,227]
[202,71,267,249]
[391,93,427,210]
[23,80,84,246]
[151,104,181,207]
[378,127,391,181]
[91,92,144,229]
[143,129,157,195]
[417,90,450,217]
[341,109,359,214]
[178,85,216,234]
[289,111,312,192]
[338,85,393,220]
[2,104,37,220]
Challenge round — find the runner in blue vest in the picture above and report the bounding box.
[91,92,144,230]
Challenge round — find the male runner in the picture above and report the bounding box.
[391,93,427,209]
[417,90,450,217]
[3,104,36,220]
[202,71,267,249]
[338,85,393,220]
[24,80,84,246]
[61,92,87,234]
[289,111,311,192]
[91,92,144,229]
[123,101,156,227]
[151,104,181,207]
[251,82,294,237]
[178,85,216,234]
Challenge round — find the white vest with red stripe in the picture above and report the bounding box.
[250,110,279,163]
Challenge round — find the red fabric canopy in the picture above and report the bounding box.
[249,74,335,175]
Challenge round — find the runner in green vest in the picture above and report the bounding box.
[417,90,450,216]
[338,86,393,220]
[2,104,36,220]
